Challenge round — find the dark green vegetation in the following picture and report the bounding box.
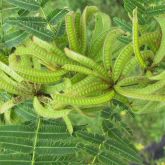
[0,0,165,164]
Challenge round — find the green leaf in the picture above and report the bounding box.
[6,0,40,11]
[113,17,132,33]
[0,119,79,164]
[0,154,80,165]
[10,21,54,42]
[147,5,165,16]
[18,9,29,16]
[7,17,47,26]
[14,100,37,121]
[79,145,127,165]
[47,8,69,25]
[4,30,29,48]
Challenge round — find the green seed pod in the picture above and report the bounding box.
[103,28,124,70]
[122,50,154,76]
[63,64,102,78]
[149,71,165,81]
[33,97,71,119]
[80,6,98,53]
[13,67,66,84]
[53,90,115,106]
[0,96,24,114]
[65,11,80,51]
[64,48,109,80]
[154,15,165,64]
[117,76,149,87]
[113,44,133,82]
[129,80,165,94]
[0,61,24,82]
[113,31,160,82]
[70,81,109,96]
[133,8,147,69]
[115,86,165,102]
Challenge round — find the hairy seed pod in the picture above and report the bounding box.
[113,44,133,82]
[154,15,165,64]
[80,6,98,53]
[149,71,165,80]
[75,11,81,40]
[32,56,41,70]
[9,53,33,70]
[89,12,111,58]
[63,64,102,78]
[70,74,86,84]
[33,97,71,118]
[42,83,65,94]
[69,81,109,96]
[15,44,73,67]
[0,61,23,82]
[133,8,147,69]
[53,90,115,106]
[65,11,80,51]
[65,76,96,94]
[129,80,165,94]
[113,31,160,82]
[115,86,165,102]
[13,67,66,84]
[64,48,109,80]
[103,28,124,70]
[0,78,25,95]
[0,96,24,114]
[117,76,149,87]
[122,50,154,76]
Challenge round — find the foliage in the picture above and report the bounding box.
[0,107,141,165]
[0,0,68,50]
[0,0,165,164]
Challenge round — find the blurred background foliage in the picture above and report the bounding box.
[52,0,127,19]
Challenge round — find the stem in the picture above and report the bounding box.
[31,118,40,165]
[40,7,54,32]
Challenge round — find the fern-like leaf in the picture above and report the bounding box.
[0,119,81,164]
[6,0,40,11]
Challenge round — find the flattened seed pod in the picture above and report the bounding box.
[0,96,24,114]
[69,81,109,96]
[132,8,147,69]
[129,80,165,94]
[113,44,133,82]
[115,86,165,102]
[65,76,97,94]
[63,64,102,78]
[53,90,115,106]
[0,78,24,95]
[149,71,165,80]
[122,50,154,76]
[80,6,98,53]
[103,28,124,70]
[14,67,66,83]
[64,48,109,79]
[65,11,80,51]
[33,97,71,119]
[154,15,165,64]
[0,61,24,82]
[113,31,160,82]
[117,76,149,87]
